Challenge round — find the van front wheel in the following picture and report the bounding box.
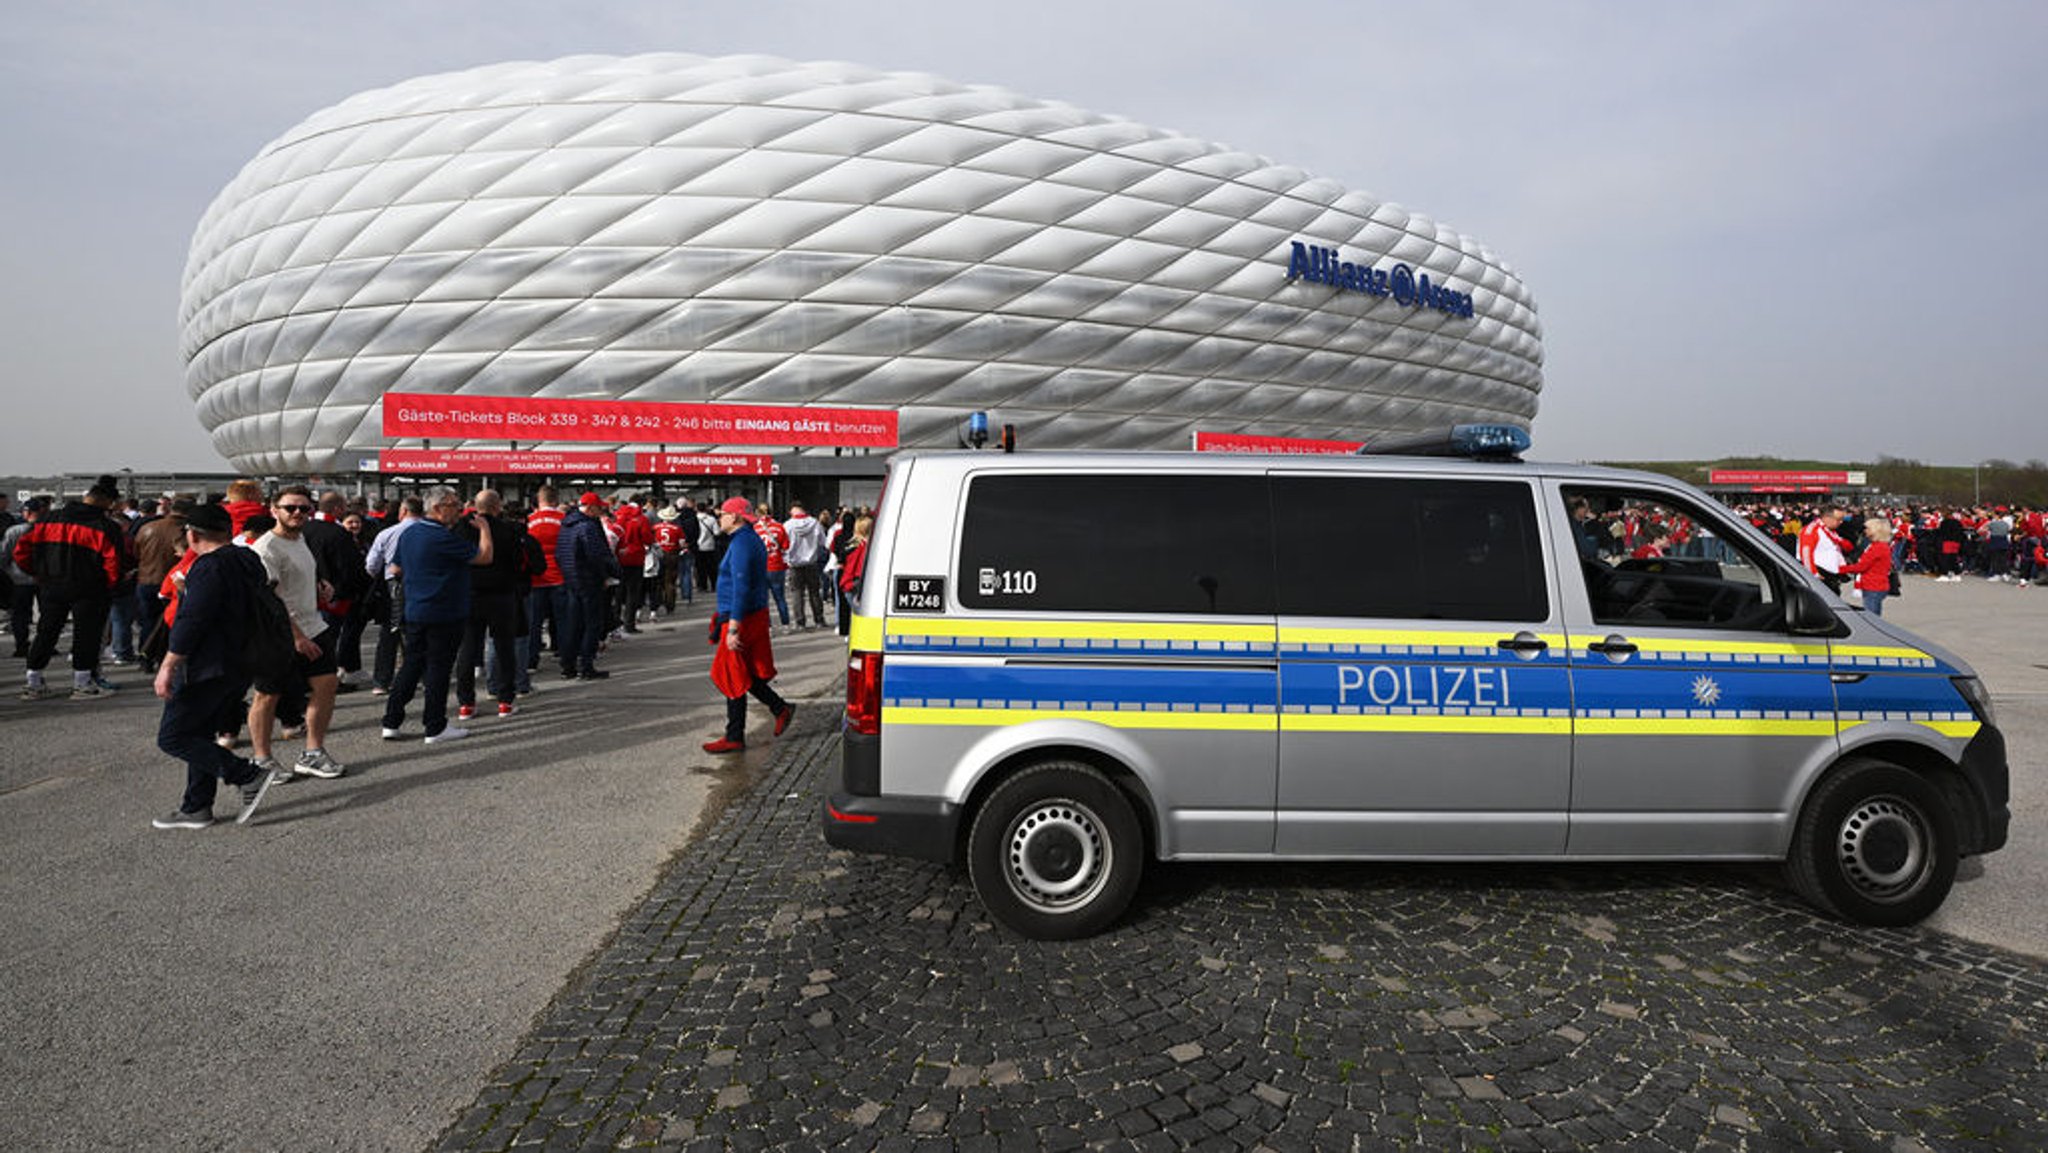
[1787,758,1957,926]
[967,762,1143,940]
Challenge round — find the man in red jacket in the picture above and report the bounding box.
[15,475,128,701]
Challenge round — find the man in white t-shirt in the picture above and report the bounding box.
[249,486,347,783]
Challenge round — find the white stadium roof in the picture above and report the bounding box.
[181,52,1542,473]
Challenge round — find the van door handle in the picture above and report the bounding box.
[1587,635,1638,658]
[1496,632,1549,655]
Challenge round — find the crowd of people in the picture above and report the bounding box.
[1575,495,2045,617]
[0,477,875,831]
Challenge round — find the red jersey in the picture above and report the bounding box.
[526,507,565,587]
[757,517,789,572]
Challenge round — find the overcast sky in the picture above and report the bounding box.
[3,0,2044,474]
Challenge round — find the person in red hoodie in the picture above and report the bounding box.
[222,477,267,536]
[1839,518,1896,616]
[611,497,654,633]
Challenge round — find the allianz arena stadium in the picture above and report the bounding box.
[180,53,1543,477]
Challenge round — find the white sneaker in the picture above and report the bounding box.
[380,726,404,741]
[424,726,469,744]
[295,748,346,779]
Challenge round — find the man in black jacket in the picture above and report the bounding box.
[454,489,529,719]
[13,474,128,701]
[150,503,278,829]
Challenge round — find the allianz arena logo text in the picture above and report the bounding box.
[1284,241,1476,319]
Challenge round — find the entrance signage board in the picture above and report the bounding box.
[1708,470,1867,487]
[631,453,776,476]
[381,393,897,448]
[1193,431,1365,455]
[375,450,617,475]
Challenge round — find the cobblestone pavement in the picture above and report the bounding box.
[436,727,2048,1152]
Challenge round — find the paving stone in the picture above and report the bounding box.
[429,730,2048,1151]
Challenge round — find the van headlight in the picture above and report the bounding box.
[1953,676,1996,727]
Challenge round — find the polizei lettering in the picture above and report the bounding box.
[1336,664,1511,709]
[1285,240,1476,319]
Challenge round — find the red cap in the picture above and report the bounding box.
[579,492,605,507]
[719,496,755,520]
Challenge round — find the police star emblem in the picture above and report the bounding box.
[1690,675,1723,707]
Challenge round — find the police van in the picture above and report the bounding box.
[822,428,2009,939]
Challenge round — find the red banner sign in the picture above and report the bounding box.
[630,453,777,476]
[382,393,897,448]
[376,450,617,475]
[1194,431,1365,455]
[1708,470,1852,485]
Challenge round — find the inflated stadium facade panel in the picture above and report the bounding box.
[181,53,1542,474]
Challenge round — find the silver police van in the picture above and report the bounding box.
[823,429,2010,939]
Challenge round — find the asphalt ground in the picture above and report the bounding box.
[2,573,2043,1150]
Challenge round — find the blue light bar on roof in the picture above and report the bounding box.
[1356,423,1531,459]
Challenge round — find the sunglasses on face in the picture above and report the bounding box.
[277,504,314,513]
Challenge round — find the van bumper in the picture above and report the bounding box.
[822,793,960,863]
[821,728,960,863]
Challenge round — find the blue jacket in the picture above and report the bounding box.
[716,521,769,618]
[167,545,265,683]
[556,509,619,589]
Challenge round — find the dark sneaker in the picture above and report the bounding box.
[153,808,215,830]
[774,704,796,736]
[70,682,115,701]
[236,770,277,824]
[20,684,59,701]
[576,668,610,680]
[295,748,346,778]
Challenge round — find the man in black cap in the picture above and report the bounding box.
[12,474,129,700]
[150,503,277,829]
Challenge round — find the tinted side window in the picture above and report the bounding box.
[1271,477,1548,621]
[957,473,1274,614]
[1563,486,1785,631]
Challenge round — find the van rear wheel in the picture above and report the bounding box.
[967,762,1142,940]
[1786,757,1957,926]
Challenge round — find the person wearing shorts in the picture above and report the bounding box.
[249,486,347,782]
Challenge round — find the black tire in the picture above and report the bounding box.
[1787,758,1957,926]
[966,761,1144,940]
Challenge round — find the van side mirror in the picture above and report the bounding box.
[1785,585,1840,635]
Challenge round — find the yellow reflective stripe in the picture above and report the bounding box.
[1280,627,1566,648]
[886,706,1276,731]
[848,614,884,651]
[1282,714,1571,735]
[885,617,1275,644]
[1576,717,1838,737]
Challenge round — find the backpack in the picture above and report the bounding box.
[242,580,297,683]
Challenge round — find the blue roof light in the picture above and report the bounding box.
[1449,423,1532,457]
